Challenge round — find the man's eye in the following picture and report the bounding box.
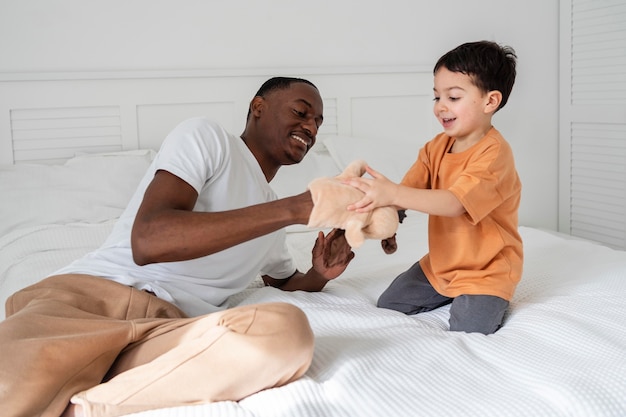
[293,109,306,117]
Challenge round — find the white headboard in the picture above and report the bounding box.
[0,67,438,164]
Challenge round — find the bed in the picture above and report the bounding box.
[1,69,626,417]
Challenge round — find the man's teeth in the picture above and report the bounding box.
[291,135,307,145]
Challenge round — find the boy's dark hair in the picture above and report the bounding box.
[434,41,517,112]
[247,77,318,119]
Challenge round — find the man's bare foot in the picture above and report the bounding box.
[61,403,84,417]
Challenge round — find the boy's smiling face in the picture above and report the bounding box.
[432,66,499,150]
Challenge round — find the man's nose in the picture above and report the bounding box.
[303,118,318,138]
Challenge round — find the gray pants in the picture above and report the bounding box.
[377,261,508,335]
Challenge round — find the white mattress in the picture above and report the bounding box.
[2,214,626,417]
[1,150,625,417]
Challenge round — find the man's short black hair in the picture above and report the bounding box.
[247,77,318,119]
[254,76,317,97]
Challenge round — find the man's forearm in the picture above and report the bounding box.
[132,192,313,265]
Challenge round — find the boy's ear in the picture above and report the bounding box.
[484,90,502,113]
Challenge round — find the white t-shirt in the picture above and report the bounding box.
[54,117,296,316]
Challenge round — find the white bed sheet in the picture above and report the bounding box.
[1,150,626,417]
[1,213,626,417]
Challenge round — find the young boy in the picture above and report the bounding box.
[345,41,523,335]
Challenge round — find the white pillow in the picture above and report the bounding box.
[0,150,155,236]
[270,151,341,198]
[323,135,420,183]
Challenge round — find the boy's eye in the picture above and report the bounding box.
[449,96,459,101]
[433,97,440,102]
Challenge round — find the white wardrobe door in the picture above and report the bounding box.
[559,0,626,249]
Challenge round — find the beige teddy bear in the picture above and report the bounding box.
[307,159,399,250]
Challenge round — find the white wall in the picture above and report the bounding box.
[0,0,559,230]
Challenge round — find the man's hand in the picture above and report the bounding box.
[312,228,355,280]
[263,228,355,292]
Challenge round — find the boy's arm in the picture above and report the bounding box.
[344,166,465,217]
[392,187,465,217]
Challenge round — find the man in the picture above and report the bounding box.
[0,77,355,417]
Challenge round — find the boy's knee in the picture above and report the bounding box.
[448,295,508,335]
[376,291,392,310]
[449,317,502,335]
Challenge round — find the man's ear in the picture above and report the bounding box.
[484,91,502,114]
[250,96,266,118]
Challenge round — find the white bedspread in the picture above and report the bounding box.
[2,213,625,417]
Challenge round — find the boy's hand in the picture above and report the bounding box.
[343,165,398,212]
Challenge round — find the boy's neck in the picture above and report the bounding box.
[449,125,493,153]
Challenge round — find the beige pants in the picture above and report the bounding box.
[0,274,314,417]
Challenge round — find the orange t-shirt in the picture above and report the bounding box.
[401,127,523,301]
